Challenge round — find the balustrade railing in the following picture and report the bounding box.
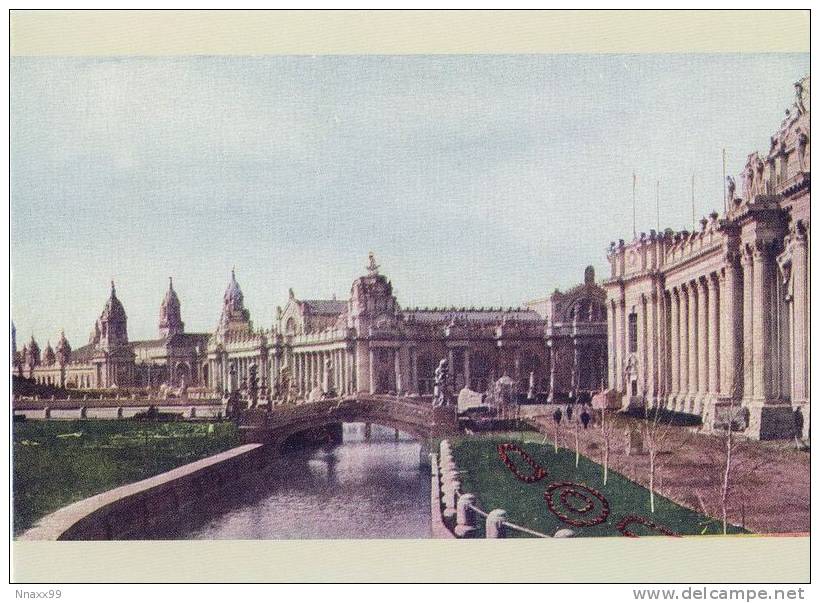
[436,439,556,539]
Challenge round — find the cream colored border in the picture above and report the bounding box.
[11,538,811,583]
[10,10,809,56]
[9,9,810,584]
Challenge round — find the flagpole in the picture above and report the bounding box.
[632,172,638,239]
[691,172,696,231]
[656,179,660,232]
[722,148,727,214]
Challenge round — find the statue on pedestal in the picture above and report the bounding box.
[726,175,736,202]
[433,358,450,407]
[527,371,536,401]
[322,357,336,397]
[248,363,259,408]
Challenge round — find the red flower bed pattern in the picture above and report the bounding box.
[616,515,680,538]
[544,481,610,527]
[496,443,548,483]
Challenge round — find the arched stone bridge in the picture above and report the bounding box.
[239,395,459,446]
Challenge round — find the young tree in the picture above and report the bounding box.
[552,408,562,453]
[599,408,616,485]
[641,404,675,514]
[697,400,777,535]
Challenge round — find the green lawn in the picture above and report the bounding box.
[13,419,241,535]
[451,432,744,538]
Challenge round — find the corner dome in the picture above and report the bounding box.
[101,281,127,322]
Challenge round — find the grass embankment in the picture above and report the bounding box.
[13,419,241,535]
[452,431,745,538]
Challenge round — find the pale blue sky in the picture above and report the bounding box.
[11,54,808,345]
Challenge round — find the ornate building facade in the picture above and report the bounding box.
[16,257,607,405]
[17,279,209,390]
[604,76,810,440]
[205,256,606,401]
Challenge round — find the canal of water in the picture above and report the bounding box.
[176,423,432,539]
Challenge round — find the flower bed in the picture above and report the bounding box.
[544,481,610,527]
[496,442,548,483]
[451,434,744,538]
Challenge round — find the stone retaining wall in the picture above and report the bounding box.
[19,443,268,540]
[14,404,225,421]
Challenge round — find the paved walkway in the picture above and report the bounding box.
[528,412,809,534]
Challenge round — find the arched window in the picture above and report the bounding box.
[628,312,638,353]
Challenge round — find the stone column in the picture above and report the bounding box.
[613,300,623,391]
[410,347,419,394]
[751,243,773,402]
[787,224,809,407]
[707,274,720,395]
[571,339,580,396]
[607,301,616,389]
[697,277,709,411]
[626,294,646,396]
[463,348,471,391]
[337,350,344,394]
[303,354,308,392]
[394,348,402,394]
[679,285,690,410]
[670,288,680,403]
[656,286,667,400]
[741,248,755,400]
[688,281,699,410]
[368,347,377,394]
[619,297,627,391]
[647,291,657,402]
[719,258,741,400]
[513,348,521,383]
[547,341,556,402]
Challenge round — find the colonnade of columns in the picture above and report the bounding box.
[666,273,723,415]
[609,234,801,436]
[289,347,356,396]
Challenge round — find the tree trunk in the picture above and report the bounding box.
[603,442,609,485]
[721,429,732,535]
[649,451,656,514]
[574,425,580,467]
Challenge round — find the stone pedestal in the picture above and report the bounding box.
[591,388,620,410]
[745,403,796,440]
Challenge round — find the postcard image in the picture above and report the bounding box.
[8,9,811,586]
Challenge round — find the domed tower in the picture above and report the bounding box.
[42,341,56,366]
[55,330,72,366]
[218,269,252,336]
[159,277,184,338]
[349,252,400,332]
[98,281,129,350]
[91,282,135,388]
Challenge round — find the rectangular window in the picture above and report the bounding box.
[628,312,638,353]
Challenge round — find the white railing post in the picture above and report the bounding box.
[486,509,507,538]
[442,478,460,521]
[454,493,477,538]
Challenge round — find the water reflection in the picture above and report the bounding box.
[178,423,431,540]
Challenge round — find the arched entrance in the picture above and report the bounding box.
[176,361,191,387]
